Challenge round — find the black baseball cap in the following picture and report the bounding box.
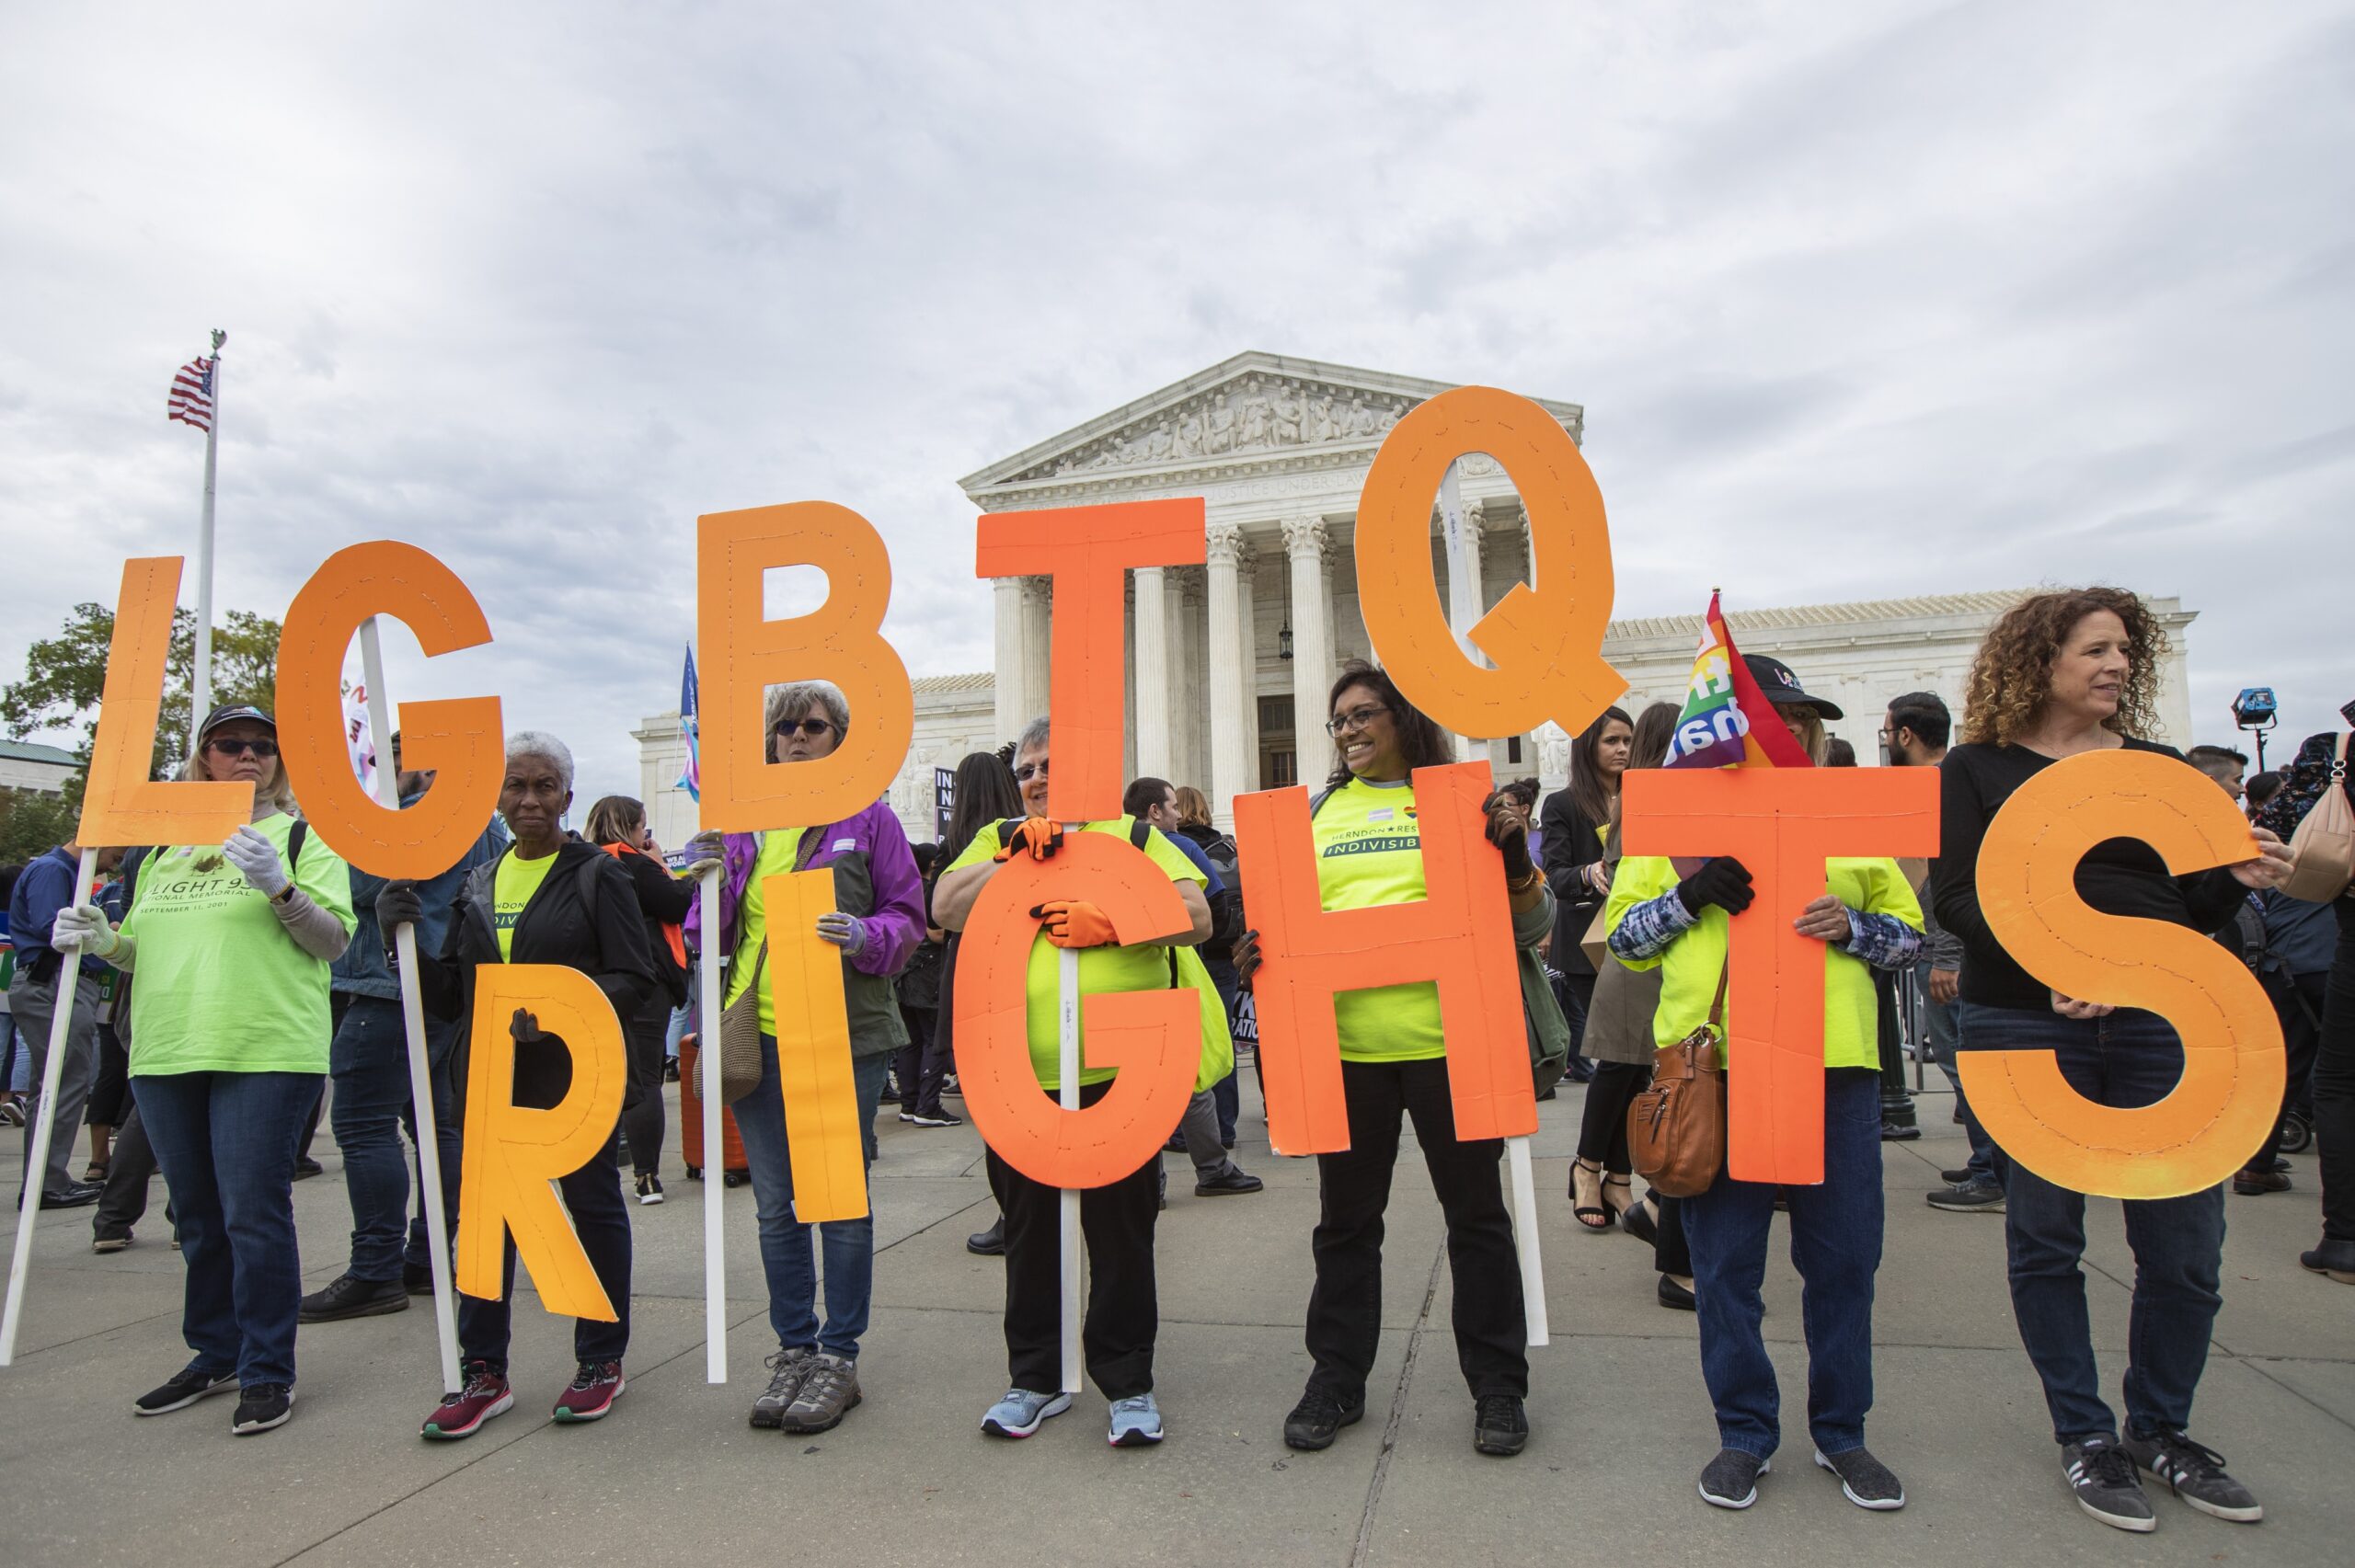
[196,704,276,744]
[1742,655,1843,720]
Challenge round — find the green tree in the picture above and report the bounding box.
[0,786,79,864]
[0,603,281,784]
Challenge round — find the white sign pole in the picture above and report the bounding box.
[1057,933,1082,1394]
[190,334,224,748]
[357,618,463,1392]
[698,871,727,1383]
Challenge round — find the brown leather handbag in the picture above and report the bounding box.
[1627,967,1729,1198]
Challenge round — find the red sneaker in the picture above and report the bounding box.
[552,1360,625,1422]
[421,1361,513,1440]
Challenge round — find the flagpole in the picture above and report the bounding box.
[190,329,224,754]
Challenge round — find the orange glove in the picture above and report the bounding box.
[1028,898,1118,949]
[993,817,1065,863]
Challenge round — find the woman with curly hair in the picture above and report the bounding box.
[1931,587,2293,1534]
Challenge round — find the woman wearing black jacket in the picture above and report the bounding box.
[584,795,701,1205]
[1932,590,2291,1534]
[380,733,655,1441]
[1538,706,1634,1227]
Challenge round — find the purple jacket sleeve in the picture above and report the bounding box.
[848,802,925,979]
[681,832,756,955]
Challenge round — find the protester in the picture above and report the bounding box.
[933,750,1024,1253]
[299,738,507,1322]
[2184,744,2249,806]
[1609,655,1924,1513]
[1541,706,1634,1227]
[2244,771,2282,818]
[1934,589,2293,1531]
[936,715,1231,1447]
[584,795,697,1206]
[10,837,125,1208]
[1172,784,1248,1145]
[54,704,355,1436]
[890,841,950,1126]
[389,730,655,1440]
[1240,662,1555,1460]
[89,846,164,1253]
[683,681,925,1436]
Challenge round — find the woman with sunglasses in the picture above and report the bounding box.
[56,704,356,1436]
[683,681,925,1436]
[1246,662,1557,1460]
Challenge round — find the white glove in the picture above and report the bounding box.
[223,824,291,898]
[52,903,119,958]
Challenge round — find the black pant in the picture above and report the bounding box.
[1654,1192,1691,1277]
[1576,1059,1649,1173]
[1874,968,1914,1121]
[892,1004,945,1117]
[984,1080,1159,1399]
[87,1020,133,1128]
[94,1102,165,1241]
[2316,897,2355,1243]
[1307,1057,1528,1403]
[1557,969,1596,1079]
[617,995,671,1180]
[2252,968,2326,1171]
[454,1128,633,1369]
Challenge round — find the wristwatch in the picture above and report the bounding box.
[272,883,298,906]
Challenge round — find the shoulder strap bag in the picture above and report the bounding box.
[1626,964,1729,1198]
[2282,733,2354,903]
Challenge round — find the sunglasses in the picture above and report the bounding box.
[772,717,837,739]
[206,737,279,759]
[1013,759,1050,784]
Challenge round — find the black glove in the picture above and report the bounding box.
[510,1007,542,1046]
[1483,789,1535,881]
[377,878,423,933]
[1675,856,1754,917]
[1233,928,1263,987]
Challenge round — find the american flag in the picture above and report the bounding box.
[167,356,216,432]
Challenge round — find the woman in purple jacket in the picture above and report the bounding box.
[684,681,924,1437]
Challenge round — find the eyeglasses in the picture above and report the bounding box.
[772,717,836,739]
[1013,758,1050,784]
[1326,704,1387,737]
[206,737,278,759]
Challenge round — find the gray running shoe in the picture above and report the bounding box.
[1927,1180,2005,1213]
[2120,1427,2262,1522]
[781,1352,862,1435]
[1699,1448,1770,1509]
[750,1346,813,1429]
[1814,1446,1905,1509]
[982,1387,1072,1438]
[2062,1436,2156,1532]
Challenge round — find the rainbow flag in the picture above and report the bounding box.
[1662,591,1813,771]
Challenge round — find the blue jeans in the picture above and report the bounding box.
[132,1070,321,1389]
[732,1037,889,1359]
[1684,1067,1884,1458]
[1918,960,1997,1185]
[1206,958,1242,1142]
[329,996,460,1281]
[1956,1002,2225,1445]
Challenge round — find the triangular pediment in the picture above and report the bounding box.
[959,350,1583,497]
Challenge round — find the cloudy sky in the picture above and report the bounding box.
[5,0,2349,807]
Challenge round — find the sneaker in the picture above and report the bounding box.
[751,1346,814,1428]
[1657,1275,1697,1311]
[908,1108,965,1127]
[92,1230,132,1253]
[635,1173,665,1206]
[1473,1393,1528,1457]
[2300,1238,2355,1283]
[1195,1167,1264,1196]
[1699,1448,1769,1508]
[1109,1392,1164,1447]
[422,1361,514,1440]
[2120,1427,2262,1522]
[0,1097,24,1126]
[967,1218,1005,1256]
[298,1271,409,1322]
[1878,1121,1922,1142]
[781,1352,862,1435]
[133,1365,238,1415]
[1815,1446,1905,1509]
[2062,1436,2156,1532]
[1283,1387,1365,1450]
[231,1383,294,1434]
[982,1387,1072,1437]
[1927,1180,2005,1213]
[552,1360,625,1422]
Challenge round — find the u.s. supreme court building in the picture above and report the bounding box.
[636,352,2196,846]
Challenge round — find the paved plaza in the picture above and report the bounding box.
[3,1076,2349,1567]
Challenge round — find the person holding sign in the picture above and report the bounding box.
[680,681,925,1437]
[384,732,655,1440]
[1245,663,1557,1461]
[934,715,1227,1448]
[1606,659,1924,1513]
[52,704,357,1437]
[1932,589,2292,1534]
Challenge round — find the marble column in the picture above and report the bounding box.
[1284,517,1333,763]
[1019,577,1052,736]
[1239,546,1261,788]
[1173,567,1204,789]
[992,576,1026,740]
[1206,525,1249,826]
[1133,566,1172,779]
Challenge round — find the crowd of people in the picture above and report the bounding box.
[3,584,2349,1539]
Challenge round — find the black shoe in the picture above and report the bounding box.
[232,1383,294,1434]
[298,1272,410,1323]
[1163,1132,1188,1153]
[2062,1436,2155,1532]
[879,1083,902,1104]
[1535,1086,1557,1101]
[1878,1121,1922,1142]
[38,1182,100,1209]
[1939,1167,1973,1185]
[1283,1387,1364,1450]
[2120,1426,2261,1522]
[1195,1167,1264,1196]
[1814,1446,1905,1510]
[907,1108,964,1127]
[2300,1237,2355,1283]
[966,1218,1005,1256]
[1220,1135,1236,1150]
[293,1158,325,1181]
[1658,1275,1697,1311]
[134,1365,238,1415]
[404,1262,435,1296]
[1621,1196,1660,1247]
[663,1059,680,1082]
[1473,1394,1528,1457]
[1926,1181,2005,1213]
[1699,1448,1770,1509]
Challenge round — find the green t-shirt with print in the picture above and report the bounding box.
[492,845,561,962]
[724,829,806,1035]
[1312,776,1447,1063]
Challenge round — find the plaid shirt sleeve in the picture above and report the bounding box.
[1842,906,1924,970]
[1609,887,1698,962]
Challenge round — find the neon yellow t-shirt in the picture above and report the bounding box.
[1603,854,1923,1070]
[724,829,805,1034]
[492,847,561,962]
[120,813,357,1076]
[1312,776,1446,1063]
[945,817,1221,1091]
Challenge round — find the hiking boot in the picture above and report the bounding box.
[1814,1446,1905,1509]
[1283,1386,1363,1450]
[2120,1427,2262,1522]
[552,1360,625,1422]
[2300,1237,2355,1283]
[751,1346,813,1428]
[1473,1393,1528,1457]
[423,1361,513,1440]
[982,1388,1071,1438]
[2062,1436,2155,1532]
[1195,1166,1264,1196]
[1700,1448,1769,1508]
[232,1383,294,1435]
[967,1218,1005,1256]
[298,1272,409,1322]
[1109,1393,1164,1447]
[133,1364,237,1415]
[635,1173,665,1206]
[1927,1180,2005,1213]
[781,1352,862,1434]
